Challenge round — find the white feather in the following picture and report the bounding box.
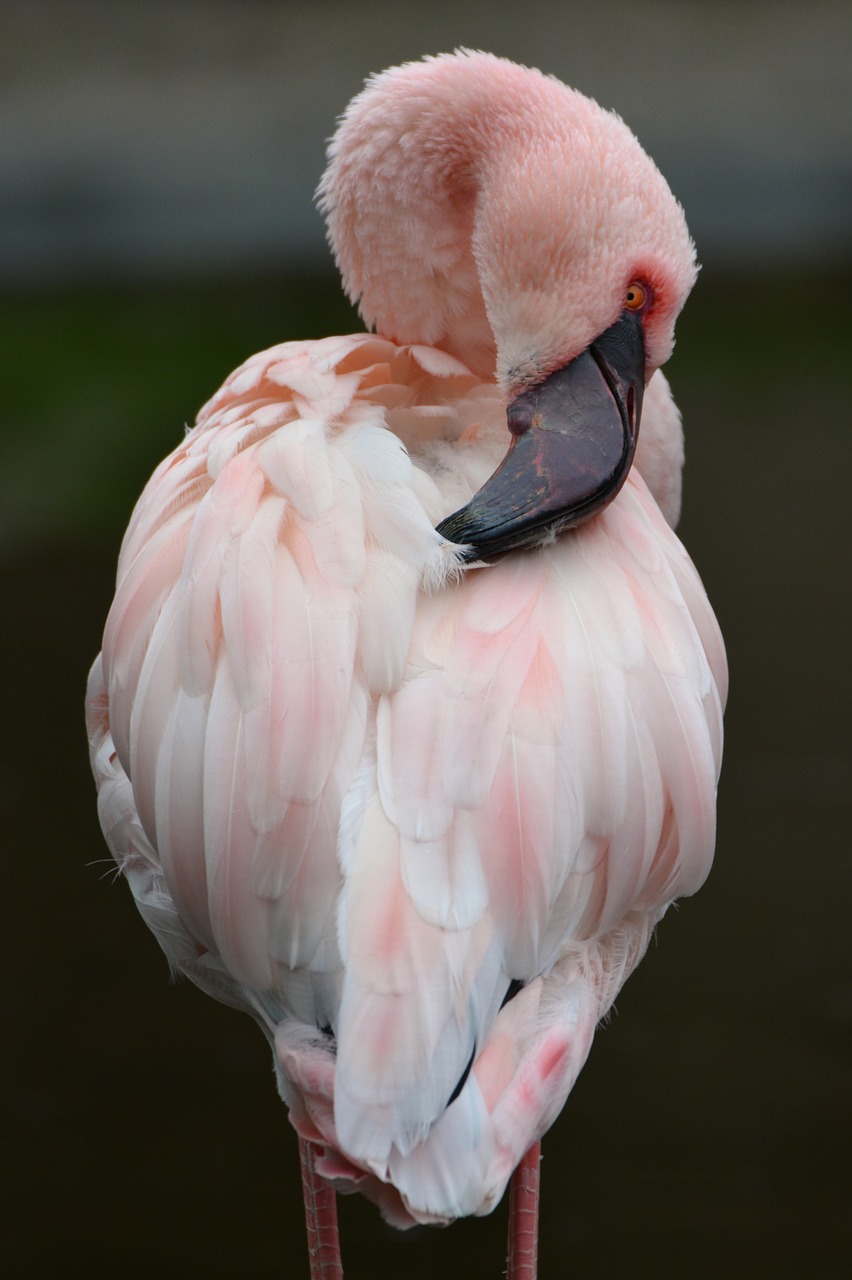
[89,107,725,1226]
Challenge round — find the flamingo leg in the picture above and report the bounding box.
[298,1136,344,1280]
[506,1141,541,1280]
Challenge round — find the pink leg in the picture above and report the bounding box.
[506,1141,541,1280]
[298,1136,344,1280]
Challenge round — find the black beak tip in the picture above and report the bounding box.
[433,309,647,561]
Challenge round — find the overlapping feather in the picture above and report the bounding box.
[88,335,726,1227]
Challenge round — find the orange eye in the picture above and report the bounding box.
[625,282,648,311]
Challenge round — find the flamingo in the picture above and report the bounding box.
[86,51,726,1278]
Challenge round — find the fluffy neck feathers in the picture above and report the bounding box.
[319,51,696,392]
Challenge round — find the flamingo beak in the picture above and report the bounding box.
[436,308,646,560]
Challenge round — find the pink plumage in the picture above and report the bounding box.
[87,50,726,1272]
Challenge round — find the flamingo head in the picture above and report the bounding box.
[320,52,697,558]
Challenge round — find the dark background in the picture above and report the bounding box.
[3,3,850,1276]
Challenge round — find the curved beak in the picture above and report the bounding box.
[436,309,646,560]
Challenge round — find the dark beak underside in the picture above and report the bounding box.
[436,309,646,560]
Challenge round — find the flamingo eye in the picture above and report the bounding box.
[625,282,649,311]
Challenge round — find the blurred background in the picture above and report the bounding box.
[3,1,850,1276]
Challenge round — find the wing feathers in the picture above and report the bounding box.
[90,333,726,1227]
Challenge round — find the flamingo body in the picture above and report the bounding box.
[87,52,726,1234]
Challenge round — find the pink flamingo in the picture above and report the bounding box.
[87,52,726,1278]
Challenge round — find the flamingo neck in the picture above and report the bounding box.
[319,54,564,382]
[319,52,697,391]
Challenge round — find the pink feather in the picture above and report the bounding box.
[87,51,726,1237]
